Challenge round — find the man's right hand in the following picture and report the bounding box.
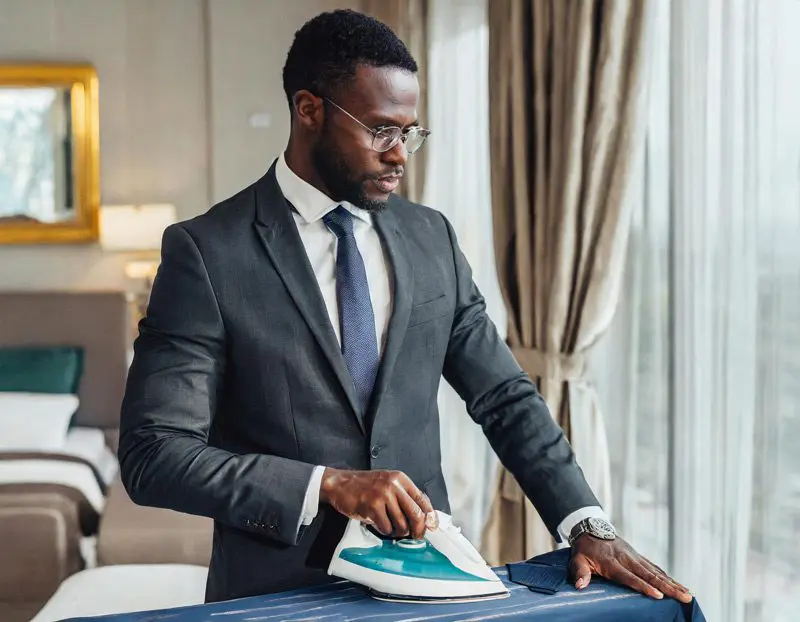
[320,468,439,539]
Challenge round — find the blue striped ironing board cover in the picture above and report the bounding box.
[60,558,705,622]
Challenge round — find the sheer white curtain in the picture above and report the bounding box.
[590,0,672,569]
[595,1,800,621]
[422,0,505,547]
[745,1,800,619]
[670,3,763,621]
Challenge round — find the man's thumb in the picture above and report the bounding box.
[570,553,592,589]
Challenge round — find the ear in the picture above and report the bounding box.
[292,90,324,131]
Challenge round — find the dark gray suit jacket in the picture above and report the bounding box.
[118,163,598,603]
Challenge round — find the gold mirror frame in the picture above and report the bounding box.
[0,63,100,244]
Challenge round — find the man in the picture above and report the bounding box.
[119,8,691,606]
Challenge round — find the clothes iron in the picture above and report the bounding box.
[328,510,510,603]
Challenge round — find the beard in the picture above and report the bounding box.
[311,123,389,213]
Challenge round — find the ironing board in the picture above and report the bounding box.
[56,557,705,622]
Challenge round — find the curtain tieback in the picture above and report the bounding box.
[510,347,586,383]
[500,348,586,502]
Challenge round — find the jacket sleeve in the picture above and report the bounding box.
[117,223,315,546]
[438,214,600,538]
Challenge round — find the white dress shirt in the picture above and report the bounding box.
[274,153,609,542]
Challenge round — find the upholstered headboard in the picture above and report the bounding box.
[0,291,129,430]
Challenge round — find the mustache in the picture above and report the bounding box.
[371,168,404,180]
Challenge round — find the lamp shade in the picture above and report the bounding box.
[100,204,177,251]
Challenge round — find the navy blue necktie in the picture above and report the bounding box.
[323,206,380,415]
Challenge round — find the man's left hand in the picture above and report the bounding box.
[570,535,693,603]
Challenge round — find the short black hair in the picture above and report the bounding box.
[282,9,418,111]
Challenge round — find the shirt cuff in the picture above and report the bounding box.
[556,506,611,543]
[299,465,326,528]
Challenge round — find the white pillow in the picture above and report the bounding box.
[0,392,79,451]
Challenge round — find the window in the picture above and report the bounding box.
[746,2,800,619]
[595,1,800,620]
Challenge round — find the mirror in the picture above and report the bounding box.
[0,64,99,244]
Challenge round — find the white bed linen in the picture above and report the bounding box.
[63,427,119,486]
[31,564,208,622]
[0,425,119,516]
[0,459,105,513]
[0,426,119,568]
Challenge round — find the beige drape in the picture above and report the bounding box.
[360,0,428,203]
[481,0,652,565]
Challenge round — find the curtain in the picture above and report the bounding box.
[671,1,799,621]
[669,3,761,621]
[421,0,504,547]
[481,0,653,565]
[590,0,672,570]
[360,0,428,204]
[746,3,800,620]
[593,1,800,620]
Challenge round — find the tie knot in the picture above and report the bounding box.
[323,205,354,238]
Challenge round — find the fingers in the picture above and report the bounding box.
[394,487,427,539]
[634,558,693,603]
[384,492,410,537]
[425,510,439,531]
[393,472,438,536]
[408,483,435,517]
[330,469,438,539]
[641,558,691,595]
[570,535,693,603]
[413,489,439,532]
[369,501,394,536]
[609,563,664,600]
[570,552,593,589]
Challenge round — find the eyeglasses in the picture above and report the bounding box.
[324,98,430,154]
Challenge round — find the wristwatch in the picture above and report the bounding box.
[567,517,617,546]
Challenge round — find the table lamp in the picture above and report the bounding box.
[99,203,177,322]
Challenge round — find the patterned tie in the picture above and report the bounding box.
[323,206,380,416]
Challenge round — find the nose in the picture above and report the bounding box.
[381,138,408,168]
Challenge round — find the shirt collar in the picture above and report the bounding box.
[275,152,371,225]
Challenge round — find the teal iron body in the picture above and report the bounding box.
[328,511,510,603]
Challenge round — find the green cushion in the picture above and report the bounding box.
[0,346,84,395]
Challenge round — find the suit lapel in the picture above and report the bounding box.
[368,199,415,428]
[251,165,364,433]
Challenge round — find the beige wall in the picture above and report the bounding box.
[0,0,357,291]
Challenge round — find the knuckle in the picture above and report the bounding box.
[648,573,660,586]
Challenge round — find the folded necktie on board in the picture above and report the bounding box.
[506,547,572,594]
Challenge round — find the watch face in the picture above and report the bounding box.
[587,517,616,540]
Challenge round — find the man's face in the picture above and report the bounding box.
[311,65,420,212]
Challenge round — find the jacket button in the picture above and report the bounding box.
[370,445,381,459]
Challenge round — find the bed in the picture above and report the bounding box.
[0,291,130,621]
[0,291,215,622]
